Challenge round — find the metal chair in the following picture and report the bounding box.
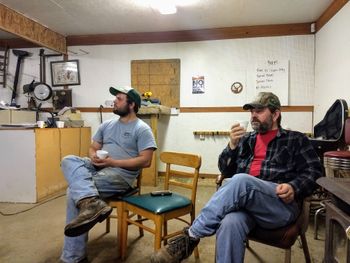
[216,175,311,263]
[120,151,202,260]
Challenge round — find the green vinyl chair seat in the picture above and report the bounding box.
[123,192,191,214]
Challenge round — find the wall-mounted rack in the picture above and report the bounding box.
[193,131,230,136]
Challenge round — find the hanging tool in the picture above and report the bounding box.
[23,49,62,107]
[99,105,104,124]
[10,50,31,106]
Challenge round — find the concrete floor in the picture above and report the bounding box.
[0,179,327,263]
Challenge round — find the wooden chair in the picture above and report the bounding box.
[216,175,311,263]
[120,151,202,260]
[103,172,144,256]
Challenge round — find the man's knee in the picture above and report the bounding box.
[218,212,254,239]
[226,173,253,188]
[61,155,85,168]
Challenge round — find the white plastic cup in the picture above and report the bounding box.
[237,120,249,131]
[37,120,45,128]
[56,121,65,128]
[96,150,108,159]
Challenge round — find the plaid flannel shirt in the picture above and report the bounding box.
[218,128,323,199]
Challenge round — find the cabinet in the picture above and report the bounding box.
[0,127,91,203]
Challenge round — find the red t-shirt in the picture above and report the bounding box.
[249,129,278,176]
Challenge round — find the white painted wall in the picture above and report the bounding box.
[0,35,315,175]
[314,2,350,124]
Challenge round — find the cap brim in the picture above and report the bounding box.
[243,103,265,110]
[110,87,124,96]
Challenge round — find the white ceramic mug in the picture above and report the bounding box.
[96,150,108,159]
[37,120,45,128]
[56,121,65,128]
[237,120,249,130]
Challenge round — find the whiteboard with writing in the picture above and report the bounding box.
[255,60,289,105]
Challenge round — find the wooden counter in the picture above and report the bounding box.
[0,127,91,203]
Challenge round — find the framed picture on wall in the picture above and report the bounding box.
[50,60,81,87]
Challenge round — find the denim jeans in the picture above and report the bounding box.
[190,173,299,263]
[60,155,130,263]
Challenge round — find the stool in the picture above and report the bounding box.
[324,152,350,178]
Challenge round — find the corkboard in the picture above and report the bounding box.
[131,59,180,108]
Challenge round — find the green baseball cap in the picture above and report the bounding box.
[109,86,141,110]
[243,92,281,110]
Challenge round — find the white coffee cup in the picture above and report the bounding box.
[237,120,249,130]
[96,150,108,159]
[37,120,45,128]
[56,121,65,128]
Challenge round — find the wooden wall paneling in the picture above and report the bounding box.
[131,60,150,95]
[80,127,92,157]
[35,129,63,201]
[60,128,81,158]
[43,106,314,113]
[66,23,312,46]
[315,0,349,32]
[0,4,66,53]
[131,59,180,107]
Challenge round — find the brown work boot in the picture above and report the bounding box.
[150,227,199,263]
[64,197,112,237]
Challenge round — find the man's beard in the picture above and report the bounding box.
[251,115,273,134]
[113,104,130,117]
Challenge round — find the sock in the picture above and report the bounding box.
[188,227,199,239]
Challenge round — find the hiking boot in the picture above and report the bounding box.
[64,197,112,237]
[150,227,199,263]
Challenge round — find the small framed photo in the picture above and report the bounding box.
[50,60,81,87]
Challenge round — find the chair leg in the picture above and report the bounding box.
[163,221,168,246]
[194,246,199,258]
[300,233,311,263]
[137,214,144,237]
[120,205,129,261]
[154,216,163,251]
[105,216,111,233]
[190,210,199,258]
[284,248,291,263]
[116,202,123,257]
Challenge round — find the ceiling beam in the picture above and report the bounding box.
[66,23,312,46]
[0,3,67,54]
[316,0,349,32]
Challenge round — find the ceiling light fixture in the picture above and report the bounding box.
[135,0,199,15]
[156,3,177,15]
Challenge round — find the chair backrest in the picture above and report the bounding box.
[160,151,202,205]
[345,118,350,145]
[314,99,348,140]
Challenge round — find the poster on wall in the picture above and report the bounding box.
[255,60,289,105]
[192,75,205,94]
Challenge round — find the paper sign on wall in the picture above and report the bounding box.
[192,76,205,94]
[255,60,289,105]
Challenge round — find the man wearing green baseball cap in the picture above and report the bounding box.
[109,86,141,113]
[243,91,281,110]
[151,92,322,263]
[61,86,156,263]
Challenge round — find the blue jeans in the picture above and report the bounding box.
[60,155,130,263]
[190,173,299,263]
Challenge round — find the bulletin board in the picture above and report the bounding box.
[254,59,289,105]
[131,59,180,108]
